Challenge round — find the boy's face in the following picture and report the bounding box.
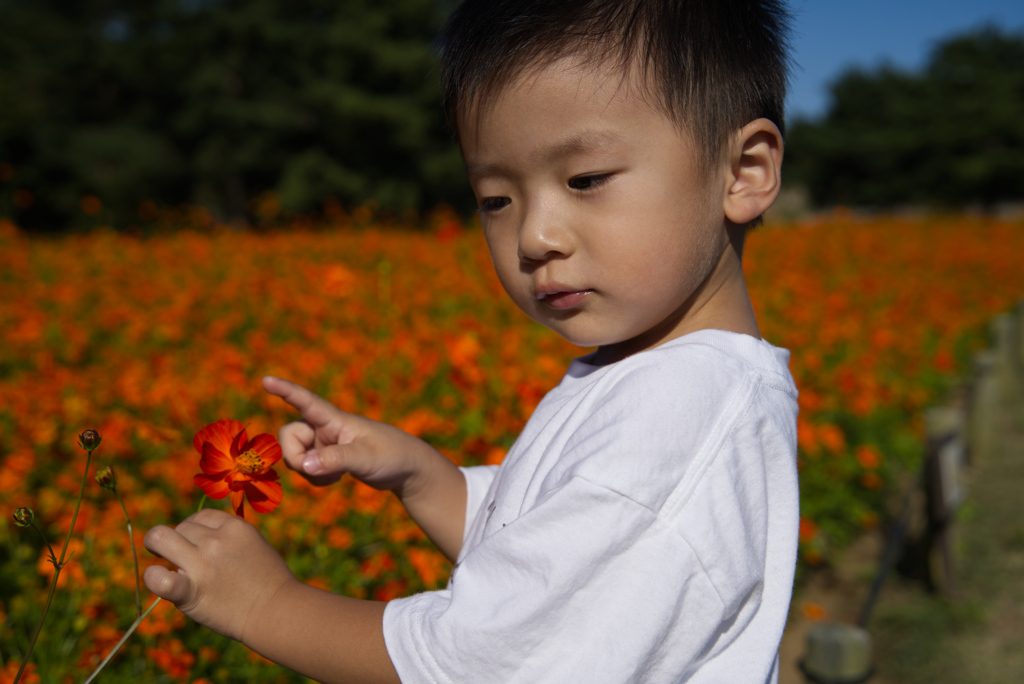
[461,59,738,364]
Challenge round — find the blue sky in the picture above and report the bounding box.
[786,0,1024,121]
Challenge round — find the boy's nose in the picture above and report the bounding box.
[517,206,574,263]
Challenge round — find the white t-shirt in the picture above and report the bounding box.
[383,330,799,683]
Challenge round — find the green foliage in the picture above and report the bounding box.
[786,26,1024,209]
[0,0,472,232]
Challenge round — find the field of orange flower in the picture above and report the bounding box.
[1,208,1023,681]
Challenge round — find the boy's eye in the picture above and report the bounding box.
[567,174,610,191]
[478,197,511,213]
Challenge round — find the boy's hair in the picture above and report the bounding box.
[437,0,792,173]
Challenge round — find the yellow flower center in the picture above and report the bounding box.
[236,449,265,475]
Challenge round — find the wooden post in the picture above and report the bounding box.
[969,351,997,464]
[1017,298,1024,371]
[925,406,966,520]
[799,622,873,684]
[990,314,1016,399]
[923,406,965,598]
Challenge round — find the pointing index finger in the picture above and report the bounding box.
[262,376,339,426]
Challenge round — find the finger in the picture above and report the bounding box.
[294,447,345,486]
[263,376,341,427]
[144,524,198,569]
[177,508,235,531]
[306,440,385,485]
[144,564,194,605]
[278,420,317,470]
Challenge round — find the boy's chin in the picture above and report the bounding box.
[524,309,645,353]
[545,326,621,354]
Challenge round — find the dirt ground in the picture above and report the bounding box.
[778,370,1024,684]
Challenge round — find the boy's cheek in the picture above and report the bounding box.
[487,251,525,301]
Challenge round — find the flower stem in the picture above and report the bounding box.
[196,493,208,511]
[13,526,62,684]
[14,450,93,684]
[82,597,162,684]
[59,449,93,570]
[115,490,142,619]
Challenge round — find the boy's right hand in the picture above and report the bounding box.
[262,375,427,494]
[262,375,468,561]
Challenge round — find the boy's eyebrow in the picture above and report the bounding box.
[466,129,621,180]
[542,129,620,162]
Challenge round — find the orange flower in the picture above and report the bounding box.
[193,419,283,519]
[798,516,819,544]
[801,602,828,622]
[146,638,195,678]
[855,444,881,470]
[1,661,40,684]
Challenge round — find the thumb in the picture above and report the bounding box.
[294,444,351,486]
[300,447,332,477]
[303,439,385,487]
[144,564,195,607]
[301,442,362,478]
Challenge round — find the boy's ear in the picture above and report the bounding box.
[721,118,784,226]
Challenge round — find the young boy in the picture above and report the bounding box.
[144,1,798,682]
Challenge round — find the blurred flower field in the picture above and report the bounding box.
[1,208,1023,681]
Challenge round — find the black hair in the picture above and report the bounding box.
[437,0,792,171]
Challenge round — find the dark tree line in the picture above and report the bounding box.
[785,27,1024,210]
[0,0,471,231]
[2,7,1022,230]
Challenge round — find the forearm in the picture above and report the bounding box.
[394,440,467,561]
[245,580,401,684]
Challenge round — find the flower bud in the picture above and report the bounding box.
[13,507,34,527]
[95,465,117,491]
[78,429,102,451]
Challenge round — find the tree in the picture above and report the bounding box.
[0,0,472,231]
[785,26,1024,209]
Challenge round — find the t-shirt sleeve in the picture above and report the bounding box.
[457,465,499,546]
[382,474,761,684]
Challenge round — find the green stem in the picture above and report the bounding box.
[196,493,208,511]
[81,597,162,684]
[58,454,92,565]
[115,490,142,619]
[58,449,93,569]
[15,450,94,684]
[13,528,63,684]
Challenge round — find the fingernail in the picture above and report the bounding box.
[303,450,323,475]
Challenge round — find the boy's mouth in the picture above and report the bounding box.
[536,287,594,310]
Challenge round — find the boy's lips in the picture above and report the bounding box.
[535,285,594,310]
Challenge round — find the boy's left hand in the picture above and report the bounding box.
[144,509,297,643]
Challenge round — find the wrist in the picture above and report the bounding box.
[392,439,445,501]
[240,575,302,651]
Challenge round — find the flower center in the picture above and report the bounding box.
[236,449,265,474]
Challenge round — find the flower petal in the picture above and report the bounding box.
[245,433,283,467]
[201,441,235,475]
[194,473,231,499]
[230,488,246,519]
[244,479,283,513]
[231,428,250,458]
[193,419,246,456]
